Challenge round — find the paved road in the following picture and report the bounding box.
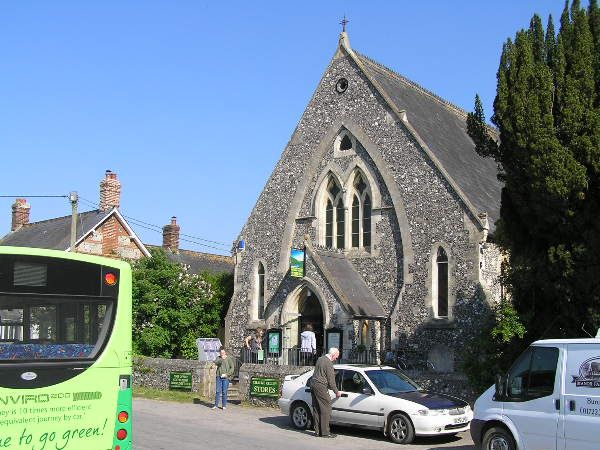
[134,398,476,450]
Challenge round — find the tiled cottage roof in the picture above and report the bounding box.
[148,246,234,275]
[0,210,111,250]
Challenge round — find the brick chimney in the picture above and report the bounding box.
[11,198,31,231]
[162,216,180,252]
[99,170,121,211]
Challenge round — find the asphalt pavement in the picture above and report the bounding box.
[133,398,476,450]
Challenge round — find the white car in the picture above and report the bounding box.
[278,364,472,444]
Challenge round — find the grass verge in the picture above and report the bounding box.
[133,386,207,404]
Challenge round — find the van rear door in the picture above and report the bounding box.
[562,343,600,450]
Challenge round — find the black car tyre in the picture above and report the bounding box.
[387,413,415,444]
[482,426,516,450]
[290,402,312,430]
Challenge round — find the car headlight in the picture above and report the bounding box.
[417,409,449,416]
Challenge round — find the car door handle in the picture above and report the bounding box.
[555,399,560,410]
[340,393,348,398]
[569,400,576,412]
[305,388,311,393]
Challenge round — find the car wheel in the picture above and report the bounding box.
[482,426,516,450]
[387,413,415,444]
[290,402,312,430]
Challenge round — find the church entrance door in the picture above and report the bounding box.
[298,287,324,356]
[281,284,325,364]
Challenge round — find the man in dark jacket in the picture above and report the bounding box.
[310,347,342,438]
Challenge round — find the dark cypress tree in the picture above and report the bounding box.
[590,0,600,101]
[545,15,557,68]
[467,0,600,344]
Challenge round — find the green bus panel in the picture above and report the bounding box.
[0,247,133,450]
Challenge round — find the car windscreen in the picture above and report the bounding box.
[365,369,420,394]
[0,296,113,361]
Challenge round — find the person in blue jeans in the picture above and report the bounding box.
[213,347,235,410]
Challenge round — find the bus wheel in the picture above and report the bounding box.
[387,413,415,444]
[482,426,516,450]
[290,402,312,430]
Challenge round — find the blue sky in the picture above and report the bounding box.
[0,1,572,255]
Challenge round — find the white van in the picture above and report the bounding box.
[471,338,600,450]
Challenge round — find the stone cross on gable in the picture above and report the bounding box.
[340,15,349,33]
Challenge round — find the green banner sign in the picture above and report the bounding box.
[250,377,280,397]
[290,247,305,278]
[169,371,193,391]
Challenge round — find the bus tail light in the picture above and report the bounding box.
[105,272,118,285]
[118,411,129,423]
[116,429,127,440]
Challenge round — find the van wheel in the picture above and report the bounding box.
[387,413,415,444]
[290,402,312,430]
[482,426,516,450]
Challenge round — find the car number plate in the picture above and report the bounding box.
[453,416,469,424]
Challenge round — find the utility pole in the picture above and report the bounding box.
[69,191,78,252]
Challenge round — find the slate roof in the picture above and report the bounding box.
[354,51,502,230]
[0,210,111,250]
[148,246,234,275]
[313,250,385,318]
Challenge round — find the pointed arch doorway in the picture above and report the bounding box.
[281,284,325,357]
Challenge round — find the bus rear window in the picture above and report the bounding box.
[0,299,112,361]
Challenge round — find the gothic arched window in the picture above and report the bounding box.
[350,172,372,249]
[324,176,345,249]
[436,248,448,318]
[257,262,265,320]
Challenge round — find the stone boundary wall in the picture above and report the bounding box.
[238,364,477,408]
[133,356,216,399]
[133,357,478,406]
[239,363,313,407]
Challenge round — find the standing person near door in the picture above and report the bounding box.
[212,347,235,410]
[310,347,342,438]
[300,324,317,365]
[244,327,264,363]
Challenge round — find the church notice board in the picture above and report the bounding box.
[169,371,193,391]
[250,377,280,398]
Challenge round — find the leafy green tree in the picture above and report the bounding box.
[132,248,233,359]
[465,1,600,388]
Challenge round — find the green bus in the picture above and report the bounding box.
[0,246,132,450]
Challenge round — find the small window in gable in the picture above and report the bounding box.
[340,135,353,151]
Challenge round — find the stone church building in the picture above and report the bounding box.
[225,32,502,372]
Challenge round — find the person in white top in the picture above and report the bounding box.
[300,324,317,365]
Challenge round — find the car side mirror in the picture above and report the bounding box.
[361,386,373,395]
[494,374,505,400]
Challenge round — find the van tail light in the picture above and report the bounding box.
[116,429,127,440]
[118,411,129,423]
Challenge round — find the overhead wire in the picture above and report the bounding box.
[77,196,230,252]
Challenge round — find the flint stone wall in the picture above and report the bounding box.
[238,363,312,407]
[133,356,216,398]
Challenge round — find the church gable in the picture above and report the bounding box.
[227,32,500,360]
